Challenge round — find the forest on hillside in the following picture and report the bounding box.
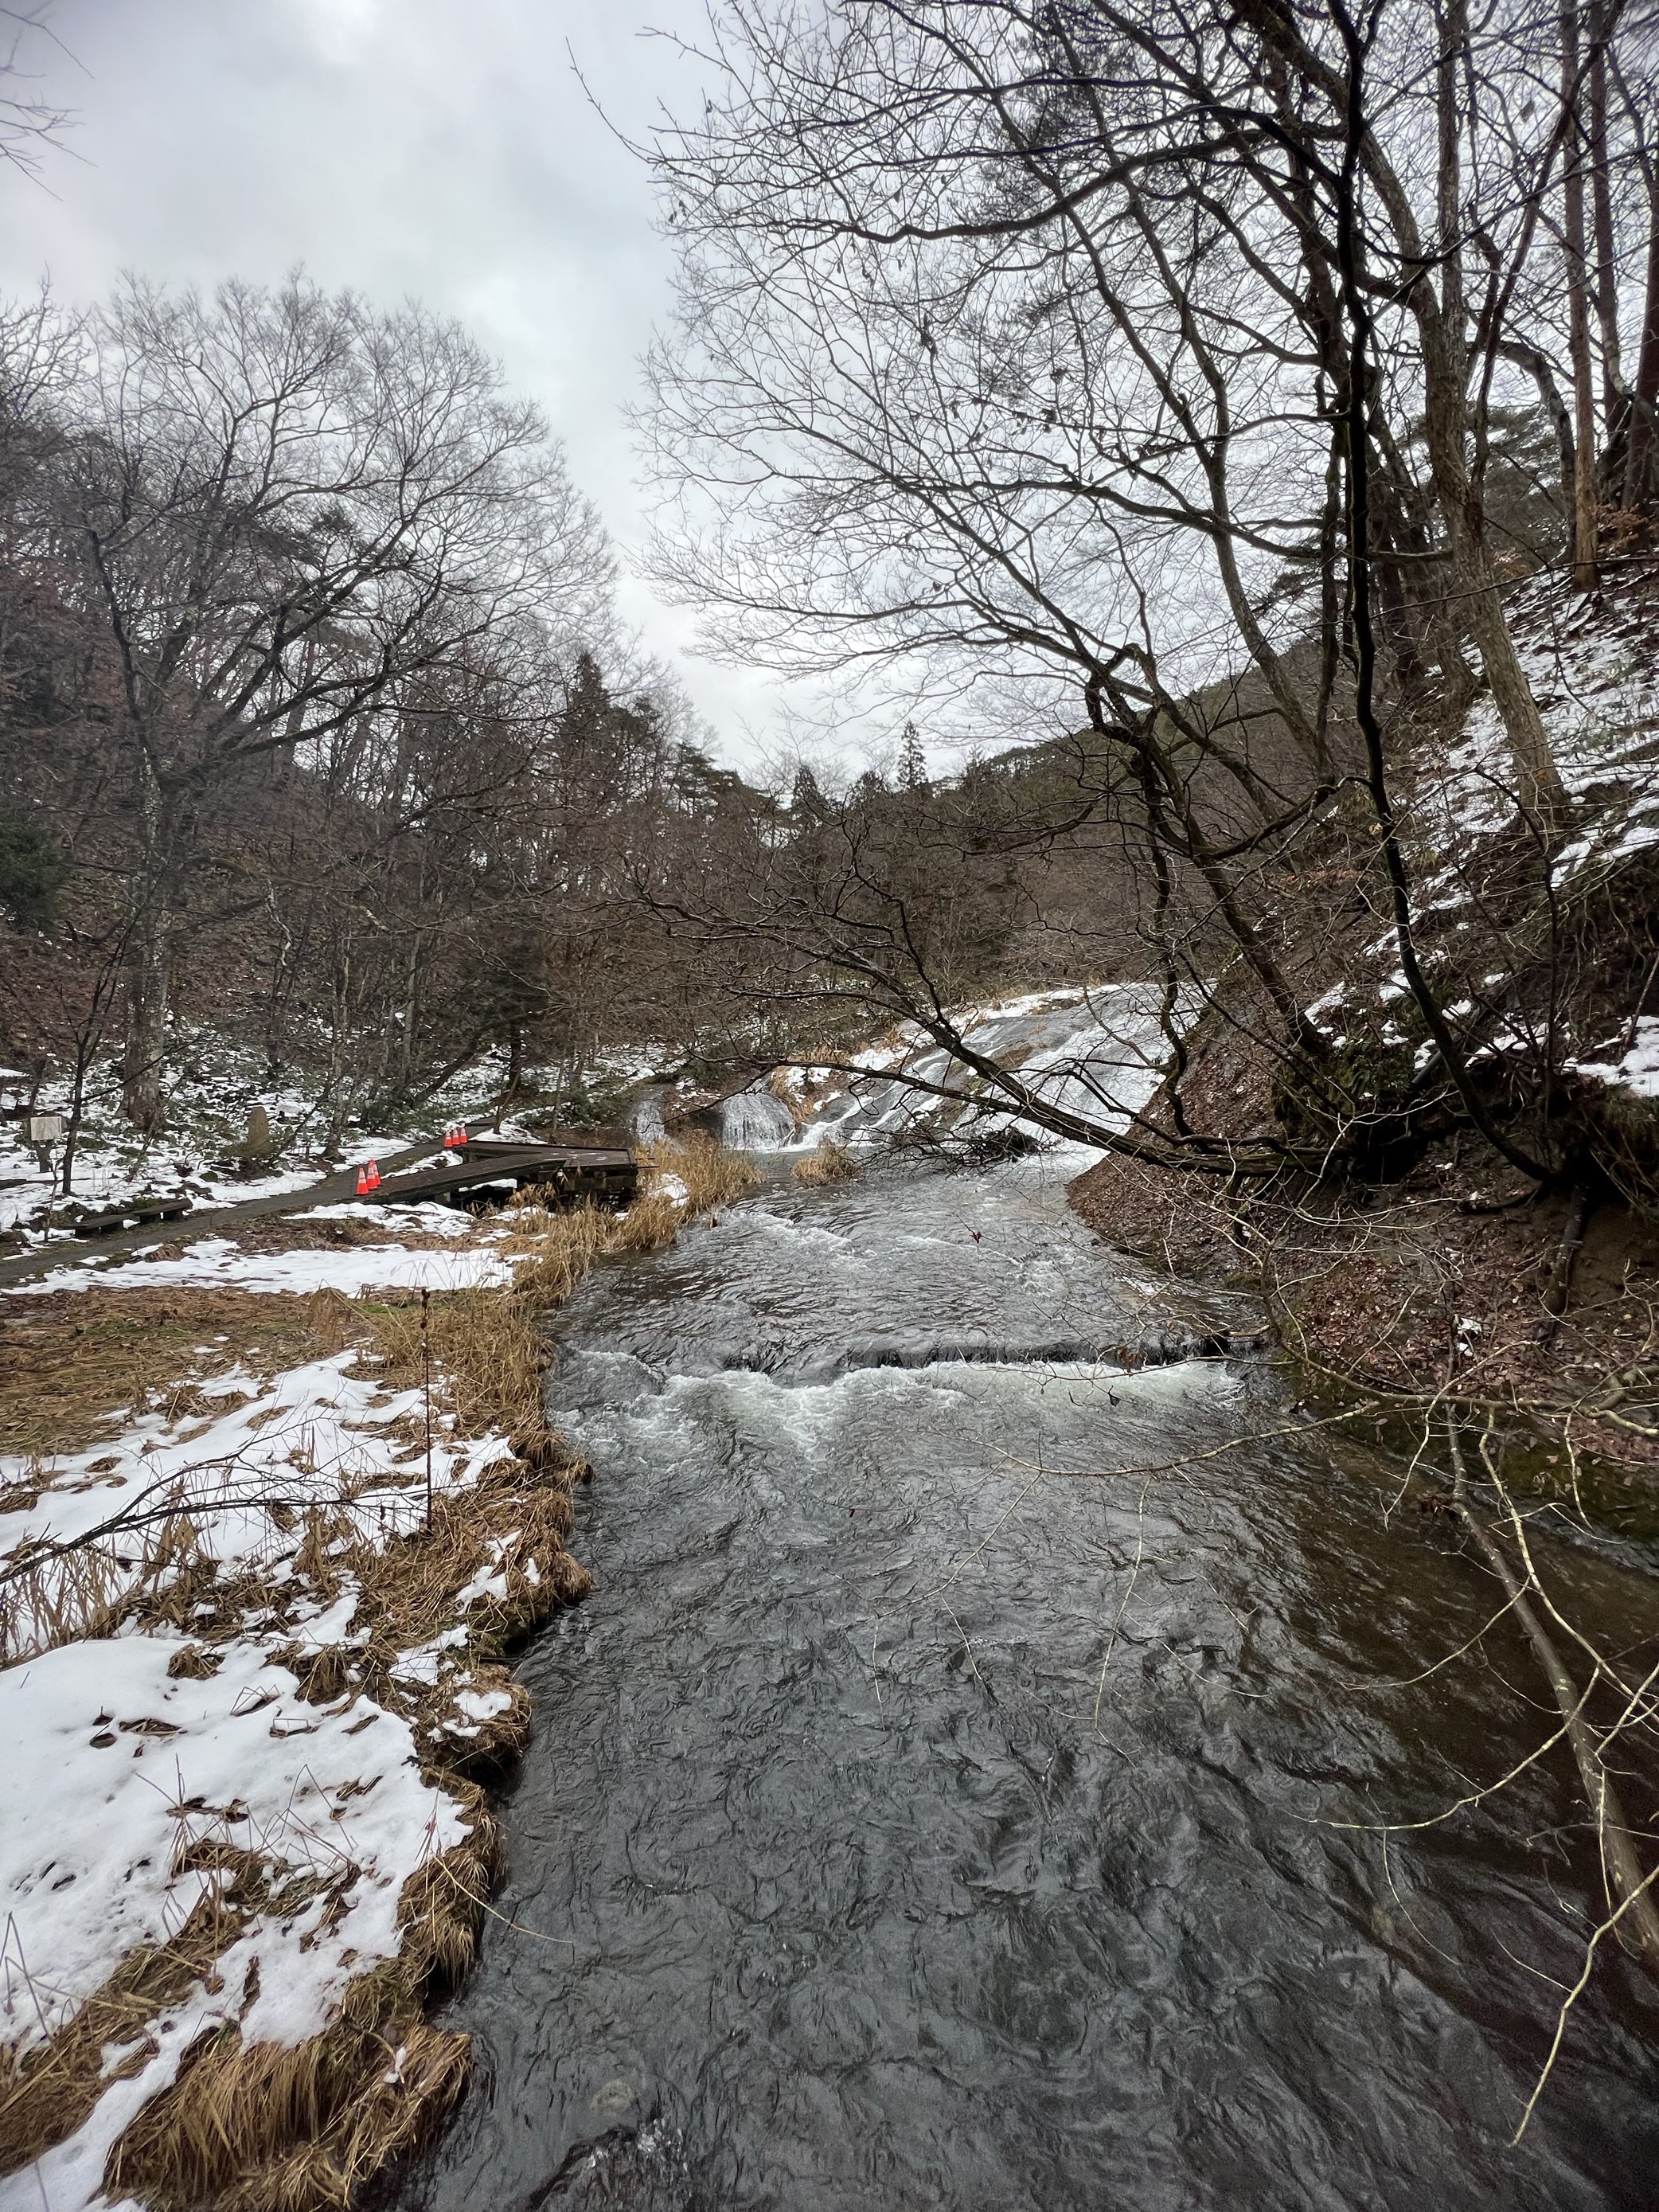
[0,278,775,1158]
[5,0,1659,1222]
[0,275,1141,1171]
[632,0,1659,1207]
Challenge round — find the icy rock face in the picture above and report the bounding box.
[716,1089,798,1151]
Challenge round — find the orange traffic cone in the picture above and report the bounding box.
[356,1160,381,1195]
[444,1122,468,1149]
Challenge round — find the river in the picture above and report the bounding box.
[396,1135,1659,2211]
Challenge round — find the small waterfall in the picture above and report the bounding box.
[716,1088,798,1151]
[795,985,1181,1152]
[624,1088,669,1143]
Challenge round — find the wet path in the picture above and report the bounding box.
[399,1153,1659,2211]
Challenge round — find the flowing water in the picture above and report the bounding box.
[713,1090,799,1152]
[398,1141,1659,2212]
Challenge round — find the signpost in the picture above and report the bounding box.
[25,1112,64,1178]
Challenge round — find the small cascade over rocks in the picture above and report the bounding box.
[699,1320,1266,1386]
[715,1088,797,1151]
[623,1087,669,1144]
[798,983,1181,1154]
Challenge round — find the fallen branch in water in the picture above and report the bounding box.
[1442,1413,1659,1972]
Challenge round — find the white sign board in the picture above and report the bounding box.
[26,1113,64,1144]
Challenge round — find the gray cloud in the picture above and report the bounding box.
[0,0,827,770]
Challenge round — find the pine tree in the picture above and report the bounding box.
[899,721,927,789]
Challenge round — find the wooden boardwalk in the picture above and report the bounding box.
[73,1194,194,1237]
[369,1139,638,1210]
[0,1122,638,1289]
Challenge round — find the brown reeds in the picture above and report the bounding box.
[0,1845,273,2175]
[637,1135,761,1216]
[494,1198,619,1307]
[100,1806,496,2212]
[2,1452,566,2208]
[767,1066,819,1128]
[355,1284,543,1444]
[107,2016,473,2212]
[0,1538,130,1663]
[793,1139,860,1186]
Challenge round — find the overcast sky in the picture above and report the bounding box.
[0,0,829,772]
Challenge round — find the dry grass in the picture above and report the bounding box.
[1,1441,572,2206]
[228,1211,474,1259]
[0,1288,351,1461]
[0,1233,607,2203]
[354,1284,544,1446]
[2,1507,219,1666]
[2,1538,130,1661]
[493,1197,619,1307]
[793,1140,861,1186]
[100,1811,496,2212]
[611,1190,681,1252]
[638,1135,761,1216]
[108,2016,472,2212]
[766,1066,820,1128]
[0,1858,271,2179]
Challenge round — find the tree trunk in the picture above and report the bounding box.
[1497,338,1577,525]
[1587,4,1623,447]
[1409,1,1566,822]
[1623,168,1659,513]
[1561,0,1600,589]
[60,1037,97,1197]
[120,903,170,1136]
[1458,540,1569,822]
[120,744,185,1136]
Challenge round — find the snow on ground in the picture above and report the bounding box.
[0,1132,329,1241]
[1435,580,1659,886]
[0,1619,473,2211]
[0,1181,556,2207]
[1568,1018,1659,1099]
[1,1337,507,1643]
[0,1633,467,2047]
[13,1234,513,1299]
[0,1315,512,2066]
[1305,575,1659,1045]
[0,1022,599,1247]
[0,1035,330,1240]
[293,1198,476,1234]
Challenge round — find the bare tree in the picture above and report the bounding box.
[638,0,1659,1179]
[41,276,612,1131]
[0,2,73,183]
